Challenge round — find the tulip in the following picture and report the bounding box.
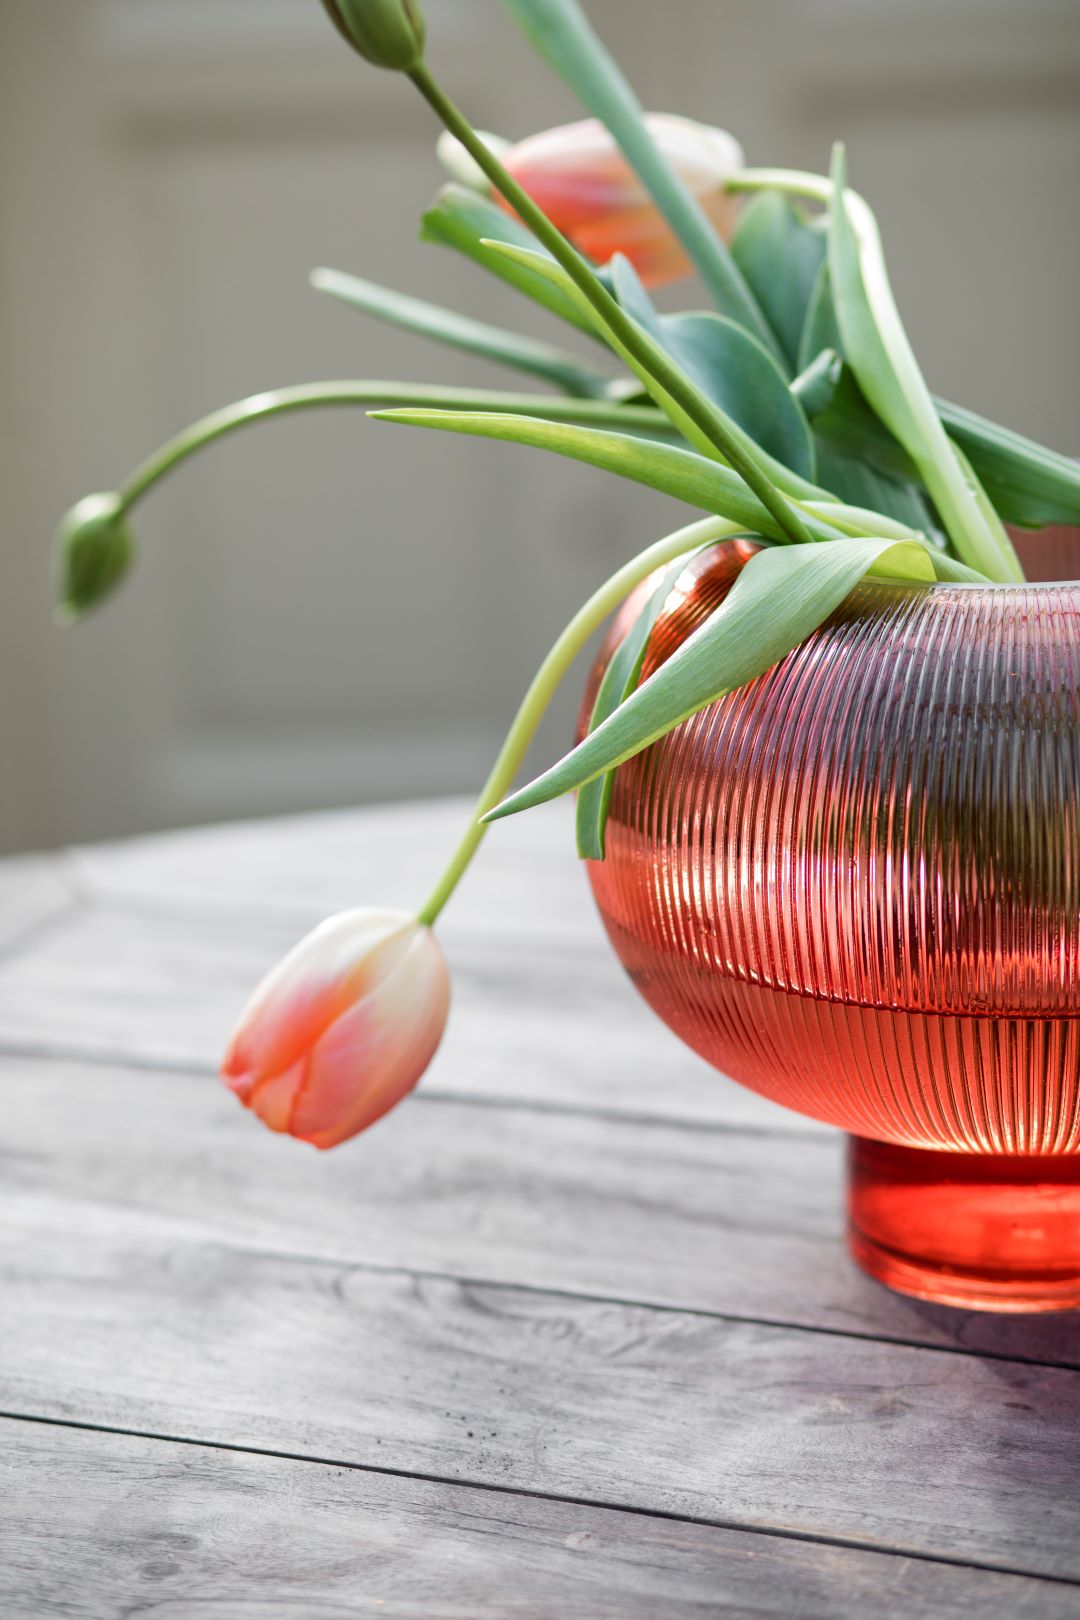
[222,907,450,1148]
[498,114,744,289]
[320,0,425,73]
[55,491,134,620]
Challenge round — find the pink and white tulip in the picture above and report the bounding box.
[499,114,744,289]
[222,907,450,1149]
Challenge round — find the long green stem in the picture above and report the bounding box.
[406,63,812,547]
[415,515,744,925]
[114,382,674,509]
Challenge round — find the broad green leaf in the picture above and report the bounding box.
[485,536,941,823]
[500,0,779,355]
[814,440,936,537]
[421,184,597,337]
[608,255,816,481]
[311,267,615,397]
[731,192,827,375]
[370,408,846,543]
[797,344,1080,530]
[664,313,817,482]
[827,147,1022,581]
[575,553,701,860]
[940,402,1080,530]
[481,239,828,536]
[797,260,845,373]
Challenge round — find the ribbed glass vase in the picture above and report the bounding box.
[584,539,1080,1311]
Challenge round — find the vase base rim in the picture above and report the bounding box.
[848,1223,1080,1314]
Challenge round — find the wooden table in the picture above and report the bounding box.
[3,797,1080,1618]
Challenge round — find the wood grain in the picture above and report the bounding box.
[6,802,1080,1616]
[71,798,597,940]
[0,852,76,955]
[5,1053,1080,1369]
[0,893,814,1132]
[5,1419,1071,1620]
[3,1206,1080,1581]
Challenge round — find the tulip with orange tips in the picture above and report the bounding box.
[222,908,450,1149]
[496,114,744,288]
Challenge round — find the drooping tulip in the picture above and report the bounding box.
[222,907,450,1148]
[497,114,745,288]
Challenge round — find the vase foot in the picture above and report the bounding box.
[847,1136,1080,1313]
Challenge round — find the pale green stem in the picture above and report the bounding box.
[115,382,673,508]
[406,63,813,547]
[415,515,744,926]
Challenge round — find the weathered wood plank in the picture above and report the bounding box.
[0,853,77,955]
[4,1055,1080,1372]
[0,899,813,1132]
[3,1209,1080,1582]
[72,798,597,940]
[4,1419,1070,1620]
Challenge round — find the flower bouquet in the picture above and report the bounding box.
[57,0,1080,1311]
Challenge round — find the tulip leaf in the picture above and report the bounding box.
[797,261,845,374]
[421,184,598,336]
[665,314,817,482]
[827,146,1022,581]
[938,403,1080,530]
[370,408,846,543]
[813,441,936,537]
[605,255,816,482]
[795,340,1080,530]
[575,553,702,860]
[499,0,780,357]
[485,536,942,824]
[731,192,827,375]
[482,238,800,496]
[311,267,616,397]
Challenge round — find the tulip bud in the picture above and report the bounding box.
[320,0,425,72]
[222,907,450,1149]
[54,491,135,620]
[500,114,745,289]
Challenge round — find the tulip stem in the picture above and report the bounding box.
[415,515,744,926]
[405,63,812,548]
[113,382,673,510]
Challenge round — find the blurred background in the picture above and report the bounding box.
[1,0,1078,856]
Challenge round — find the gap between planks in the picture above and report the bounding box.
[5,1407,1080,1598]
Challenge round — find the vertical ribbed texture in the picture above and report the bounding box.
[586,543,1080,1154]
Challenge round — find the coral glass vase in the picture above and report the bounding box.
[585,537,1080,1312]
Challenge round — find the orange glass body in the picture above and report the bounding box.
[584,535,1080,1310]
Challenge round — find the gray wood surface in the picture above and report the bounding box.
[2,798,1080,1617]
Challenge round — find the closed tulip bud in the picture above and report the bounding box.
[320,0,425,72]
[500,114,745,289]
[55,491,135,620]
[222,907,450,1149]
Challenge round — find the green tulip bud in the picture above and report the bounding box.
[55,491,135,620]
[320,0,425,72]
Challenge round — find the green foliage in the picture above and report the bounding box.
[500,0,777,353]
[608,256,816,481]
[731,192,827,374]
[420,185,597,335]
[311,267,614,395]
[575,553,702,860]
[485,537,944,823]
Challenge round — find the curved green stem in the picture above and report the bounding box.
[415,514,744,925]
[115,382,676,509]
[406,63,812,547]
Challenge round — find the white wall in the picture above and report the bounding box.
[2,0,1078,853]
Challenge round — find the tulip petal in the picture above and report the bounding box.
[290,931,451,1148]
[222,910,415,1092]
